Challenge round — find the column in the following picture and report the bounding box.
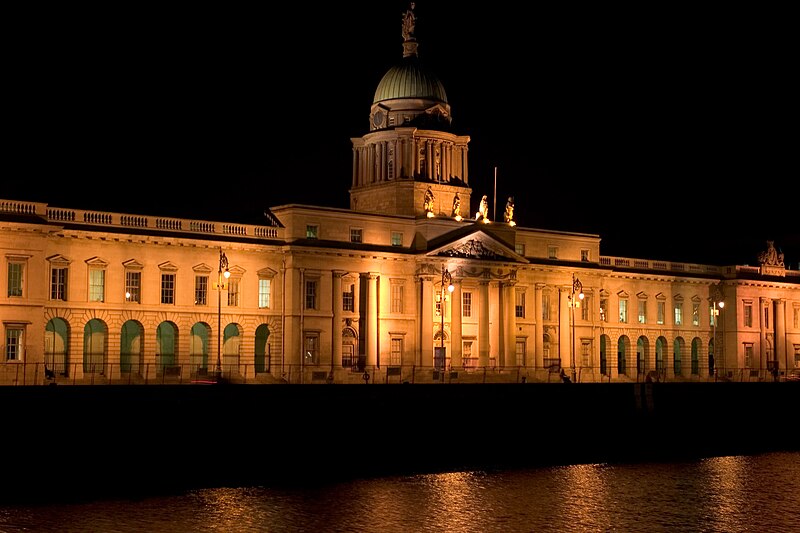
[559,286,570,369]
[352,148,357,188]
[420,275,434,367]
[366,272,379,367]
[462,145,469,184]
[775,298,786,371]
[451,279,463,369]
[504,282,517,367]
[534,283,544,368]
[332,270,345,370]
[479,279,490,367]
[759,297,767,374]
[426,140,433,180]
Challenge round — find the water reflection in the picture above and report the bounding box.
[1,451,799,532]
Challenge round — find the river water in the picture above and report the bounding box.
[1,450,798,532]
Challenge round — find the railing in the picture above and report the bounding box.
[3,362,787,386]
[0,199,282,240]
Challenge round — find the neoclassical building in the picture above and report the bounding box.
[2,6,799,385]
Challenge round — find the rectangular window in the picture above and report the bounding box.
[515,339,526,366]
[258,278,271,308]
[710,304,718,327]
[744,344,754,368]
[50,266,68,301]
[462,291,472,317]
[638,300,646,324]
[515,244,525,256]
[515,290,525,318]
[343,283,354,312]
[305,280,318,310]
[463,341,474,367]
[435,292,443,317]
[390,337,403,366]
[88,269,105,303]
[195,275,208,305]
[619,299,628,323]
[350,228,363,243]
[692,303,700,326]
[600,298,608,322]
[391,231,403,247]
[391,281,404,314]
[227,278,240,307]
[581,340,591,367]
[657,301,665,325]
[304,333,319,365]
[674,303,683,326]
[542,293,551,321]
[744,303,753,327]
[7,261,24,297]
[581,249,590,262]
[581,295,590,321]
[548,246,558,260]
[5,327,23,361]
[125,271,141,303]
[306,225,318,239]
[161,273,175,305]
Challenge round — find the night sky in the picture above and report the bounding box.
[9,3,796,267]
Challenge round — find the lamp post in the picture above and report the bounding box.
[217,247,230,377]
[712,299,724,379]
[569,274,584,383]
[439,267,455,377]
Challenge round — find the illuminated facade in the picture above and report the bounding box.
[2,6,799,385]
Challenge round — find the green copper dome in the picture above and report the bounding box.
[373,56,448,105]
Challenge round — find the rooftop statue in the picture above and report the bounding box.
[402,2,416,41]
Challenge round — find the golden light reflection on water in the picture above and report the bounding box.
[3,453,799,533]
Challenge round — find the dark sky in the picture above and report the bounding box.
[10,3,796,267]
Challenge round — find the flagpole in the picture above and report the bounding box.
[493,166,497,222]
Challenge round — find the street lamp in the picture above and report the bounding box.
[569,274,584,383]
[439,267,455,376]
[712,299,724,379]
[217,247,230,376]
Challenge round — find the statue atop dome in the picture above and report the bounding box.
[402,2,416,41]
[401,2,419,58]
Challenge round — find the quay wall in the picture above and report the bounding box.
[2,382,797,502]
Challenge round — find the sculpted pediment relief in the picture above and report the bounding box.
[428,231,527,263]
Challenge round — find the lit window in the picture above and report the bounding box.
[5,326,24,361]
[125,271,141,303]
[306,225,319,239]
[227,278,240,307]
[88,268,105,303]
[391,280,404,314]
[350,228,363,243]
[391,231,403,247]
[7,261,24,297]
[259,278,271,308]
[161,273,176,305]
[50,266,68,301]
[195,275,208,305]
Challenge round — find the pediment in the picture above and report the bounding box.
[424,103,450,119]
[229,265,246,276]
[85,256,109,267]
[427,229,527,263]
[158,261,179,272]
[193,263,213,274]
[122,259,144,270]
[257,267,278,278]
[46,254,71,265]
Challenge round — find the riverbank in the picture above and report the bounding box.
[2,382,797,502]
